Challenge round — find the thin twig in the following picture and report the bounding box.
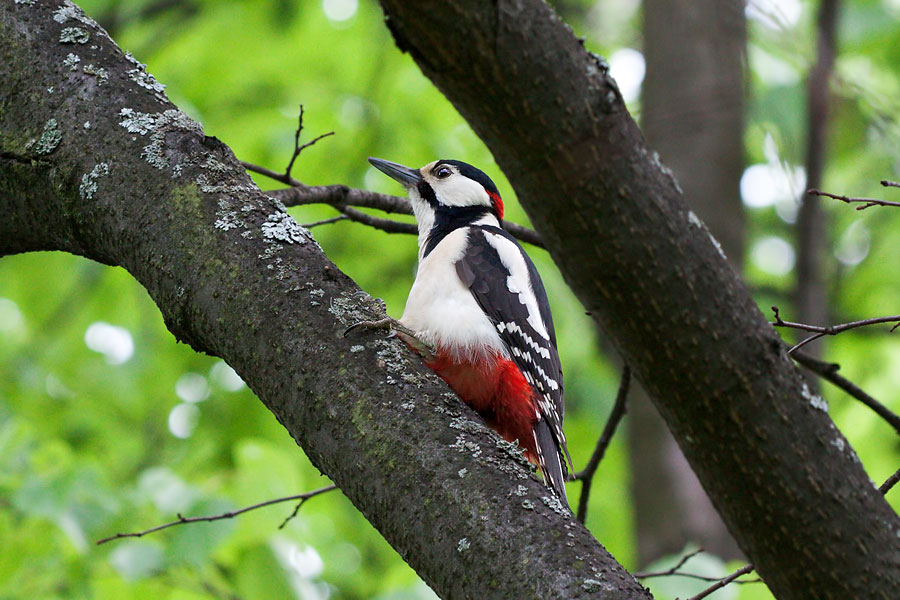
[96,484,338,545]
[633,548,759,587]
[633,548,704,579]
[879,466,900,495]
[284,105,335,180]
[883,180,900,189]
[685,563,757,600]
[808,188,900,210]
[771,306,900,354]
[302,215,348,229]
[792,350,900,436]
[575,365,630,524]
[244,160,301,187]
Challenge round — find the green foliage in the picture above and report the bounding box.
[3,1,900,598]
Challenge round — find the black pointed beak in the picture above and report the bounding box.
[368,157,422,187]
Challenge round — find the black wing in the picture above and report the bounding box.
[455,225,571,500]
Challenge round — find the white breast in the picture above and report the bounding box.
[400,228,506,361]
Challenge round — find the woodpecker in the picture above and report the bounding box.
[366,157,572,504]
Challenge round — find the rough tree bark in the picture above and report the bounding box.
[631,0,746,564]
[0,2,649,599]
[376,1,900,598]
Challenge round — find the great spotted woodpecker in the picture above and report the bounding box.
[366,157,572,504]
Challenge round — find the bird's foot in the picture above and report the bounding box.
[345,317,436,360]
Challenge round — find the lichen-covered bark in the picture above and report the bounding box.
[377,1,900,598]
[0,2,650,599]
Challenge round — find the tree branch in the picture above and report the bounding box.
[792,350,900,437]
[96,485,338,545]
[686,563,758,600]
[808,187,900,210]
[575,365,629,524]
[772,305,900,354]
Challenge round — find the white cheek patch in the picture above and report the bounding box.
[484,234,551,341]
[433,175,490,208]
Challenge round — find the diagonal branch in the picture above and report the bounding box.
[808,187,900,210]
[575,365,630,524]
[792,350,900,436]
[96,485,338,545]
[771,306,900,354]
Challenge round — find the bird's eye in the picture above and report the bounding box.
[436,166,452,179]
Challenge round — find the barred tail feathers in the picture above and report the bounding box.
[534,419,568,506]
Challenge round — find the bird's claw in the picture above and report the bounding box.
[344,317,436,360]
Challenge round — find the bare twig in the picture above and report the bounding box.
[808,188,900,211]
[686,563,758,600]
[302,215,349,229]
[771,306,900,354]
[284,105,335,180]
[633,548,704,579]
[880,466,900,495]
[244,160,301,187]
[883,180,900,189]
[575,365,630,524]
[96,484,338,545]
[633,548,759,587]
[792,350,900,436]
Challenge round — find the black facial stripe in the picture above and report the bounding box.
[436,159,501,199]
[417,180,439,208]
[422,206,490,258]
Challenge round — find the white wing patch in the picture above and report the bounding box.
[483,233,550,341]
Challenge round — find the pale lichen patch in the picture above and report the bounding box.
[214,198,242,232]
[63,53,80,70]
[79,162,109,199]
[118,108,157,135]
[53,2,91,24]
[349,345,365,353]
[34,118,62,155]
[582,578,608,593]
[450,434,483,458]
[128,67,166,94]
[14,0,37,5]
[801,382,828,412]
[262,212,309,244]
[686,210,727,260]
[59,27,90,44]
[456,538,470,553]
[541,494,569,516]
[457,468,468,478]
[687,210,703,229]
[82,64,108,85]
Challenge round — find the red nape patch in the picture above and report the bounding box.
[486,189,504,220]
[425,349,539,462]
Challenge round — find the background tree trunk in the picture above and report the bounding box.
[631,0,746,565]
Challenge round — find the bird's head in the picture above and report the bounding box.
[368,157,504,222]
